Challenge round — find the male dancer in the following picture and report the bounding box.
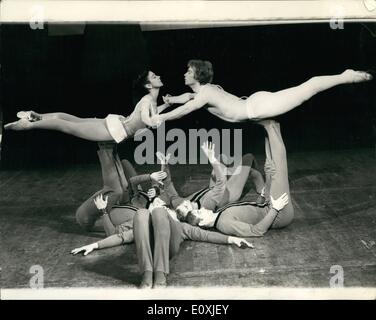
[75,142,166,232]
[154,60,372,125]
[179,120,293,238]
[157,142,266,219]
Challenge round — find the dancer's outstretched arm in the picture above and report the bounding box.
[157,95,207,122]
[163,93,196,105]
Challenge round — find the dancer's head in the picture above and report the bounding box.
[133,70,163,104]
[185,60,213,85]
[176,200,198,220]
[185,207,214,227]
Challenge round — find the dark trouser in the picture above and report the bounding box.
[133,208,184,274]
[75,147,134,231]
[216,121,294,237]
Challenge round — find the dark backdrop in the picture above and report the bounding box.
[1,23,375,169]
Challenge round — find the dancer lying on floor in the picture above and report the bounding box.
[154,60,372,125]
[175,120,294,237]
[76,141,167,232]
[157,143,266,219]
[133,192,253,289]
[5,71,170,143]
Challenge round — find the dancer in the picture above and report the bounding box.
[4,71,169,142]
[72,194,137,255]
[157,142,266,220]
[154,60,372,124]
[179,120,294,238]
[133,204,253,289]
[76,142,167,232]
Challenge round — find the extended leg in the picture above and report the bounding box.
[225,153,264,202]
[30,111,98,122]
[75,146,125,231]
[249,70,372,120]
[262,120,294,228]
[133,209,153,288]
[5,118,113,141]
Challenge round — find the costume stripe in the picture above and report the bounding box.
[214,201,258,228]
[111,204,138,211]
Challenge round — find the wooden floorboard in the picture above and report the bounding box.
[1,149,376,288]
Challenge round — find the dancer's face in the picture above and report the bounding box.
[184,66,197,86]
[176,200,199,219]
[147,71,163,89]
[176,200,194,218]
[190,207,213,226]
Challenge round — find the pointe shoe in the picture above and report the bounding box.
[17,110,42,122]
[342,69,373,83]
[4,119,33,130]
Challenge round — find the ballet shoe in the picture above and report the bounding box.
[342,69,373,83]
[17,110,42,122]
[4,119,32,130]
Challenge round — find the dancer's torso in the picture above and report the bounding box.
[120,95,156,136]
[198,84,248,122]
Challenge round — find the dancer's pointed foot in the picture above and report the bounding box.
[17,110,42,122]
[342,69,373,83]
[4,119,33,130]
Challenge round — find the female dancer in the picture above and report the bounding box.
[5,71,169,143]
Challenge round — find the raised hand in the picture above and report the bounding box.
[201,141,217,163]
[93,194,108,211]
[150,171,167,185]
[228,236,254,248]
[270,193,289,212]
[71,243,98,256]
[156,151,171,165]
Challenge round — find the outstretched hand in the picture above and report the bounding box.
[94,194,108,211]
[71,243,98,256]
[201,141,217,163]
[270,193,289,212]
[162,94,172,105]
[228,236,254,248]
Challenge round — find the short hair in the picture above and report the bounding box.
[185,211,201,226]
[176,208,186,221]
[188,60,213,84]
[132,70,150,106]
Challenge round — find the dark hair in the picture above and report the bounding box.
[185,211,201,226]
[176,208,187,222]
[188,60,213,84]
[132,70,150,106]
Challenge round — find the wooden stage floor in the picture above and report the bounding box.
[1,148,376,289]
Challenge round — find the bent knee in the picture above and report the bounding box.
[75,206,96,232]
[241,153,255,167]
